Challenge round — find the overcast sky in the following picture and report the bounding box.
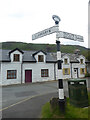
[0,0,89,48]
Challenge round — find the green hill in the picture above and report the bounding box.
[0,41,90,60]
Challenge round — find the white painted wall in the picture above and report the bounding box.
[34,52,46,62]
[56,64,71,80]
[10,50,23,63]
[22,62,55,83]
[56,54,86,80]
[0,63,1,85]
[71,63,79,78]
[77,55,85,63]
[78,55,86,78]
[71,63,85,78]
[62,54,70,64]
[1,62,21,85]
[0,50,23,85]
[0,50,87,86]
[62,55,71,79]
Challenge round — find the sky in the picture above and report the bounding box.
[0,0,89,48]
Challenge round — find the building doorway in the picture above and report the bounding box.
[74,68,78,78]
[25,70,32,83]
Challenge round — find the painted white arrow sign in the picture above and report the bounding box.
[32,26,59,40]
[56,31,84,42]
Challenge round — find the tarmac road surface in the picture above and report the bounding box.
[2,92,58,118]
[1,77,90,119]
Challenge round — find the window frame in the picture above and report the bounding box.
[13,54,20,62]
[7,70,17,79]
[38,55,44,62]
[41,69,49,77]
[80,68,85,74]
[64,58,68,64]
[64,68,69,75]
[63,68,70,75]
[80,59,83,64]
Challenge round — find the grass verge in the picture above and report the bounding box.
[41,92,90,118]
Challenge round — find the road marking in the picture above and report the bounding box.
[0,95,35,111]
[0,91,57,111]
[0,94,41,112]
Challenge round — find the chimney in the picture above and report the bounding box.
[74,49,81,55]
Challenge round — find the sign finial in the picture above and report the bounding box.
[52,15,61,24]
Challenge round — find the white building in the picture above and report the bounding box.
[0,48,87,86]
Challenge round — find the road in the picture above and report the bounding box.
[1,80,69,109]
[1,78,90,118]
[2,92,58,118]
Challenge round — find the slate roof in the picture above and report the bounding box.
[32,50,47,56]
[66,53,80,63]
[9,48,24,55]
[0,49,87,63]
[0,49,11,62]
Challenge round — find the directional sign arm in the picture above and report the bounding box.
[32,26,59,40]
[56,31,84,42]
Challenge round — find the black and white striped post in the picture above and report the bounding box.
[56,40,65,113]
[52,15,65,113]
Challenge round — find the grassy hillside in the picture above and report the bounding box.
[0,41,90,60]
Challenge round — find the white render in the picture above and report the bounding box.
[10,50,23,63]
[62,54,71,79]
[0,49,87,86]
[22,63,55,83]
[22,52,55,83]
[0,63,1,85]
[1,62,22,85]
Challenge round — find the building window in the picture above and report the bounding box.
[64,59,68,64]
[7,70,17,79]
[38,55,44,62]
[63,68,70,75]
[65,68,68,75]
[13,54,20,62]
[80,68,85,74]
[41,69,49,77]
[80,59,83,64]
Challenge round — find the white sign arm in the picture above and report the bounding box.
[32,26,59,40]
[56,31,84,42]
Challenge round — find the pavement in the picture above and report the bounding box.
[0,77,90,119]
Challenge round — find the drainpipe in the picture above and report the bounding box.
[21,56,23,84]
[54,63,56,80]
[20,63,22,84]
[71,63,72,78]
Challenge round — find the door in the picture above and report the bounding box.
[74,68,78,78]
[25,70,32,83]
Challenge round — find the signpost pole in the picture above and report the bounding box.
[56,40,65,113]
[53,15,65,113]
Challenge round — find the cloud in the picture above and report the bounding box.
[8,13,24,18]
